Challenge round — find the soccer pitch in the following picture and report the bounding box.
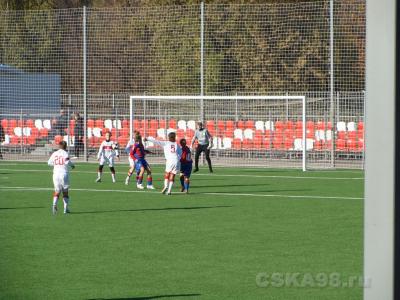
[0,162,363,300]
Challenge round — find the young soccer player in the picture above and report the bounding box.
[179,138,193,194]
[96,131,119,183]
[48,141,75,214]
[126,133,154,189]
[146,132,182,195]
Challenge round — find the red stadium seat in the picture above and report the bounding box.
[295,121,303,130]
[275,121,284,131]
[1,119,8,129]
[284,129,295,140]
[357,129,364,140]
[306,121,314,130]
[168,119,177,129]
[314,140,323,151]
[242,139,253,150]
[337,131,346,140]
[177,129,185,140]
[208,127,216,136]
[141,120,148,131]
[254,130,264,139]
[336,139,346,151]
[217,120,225,133]
[31,128,39,138]
[206,120,215,131]
[347,139,357,152]
[274,129,284,140]
[284,138,294,150]
[149,119,158,129]
[27,136,36,145]
[26,119,34,128]
[236,120,245,130]
[285,121,294,130]
[87,119,95,128]
[224,128,234,139]
[118,136,129,146]
[226,120,234,130]
[10,136,19,145]
[326,122,333,130]
[54,135,63,144]
[39,128,48,137]
[133,119,141,131]
[263,138,272,149]
[358,121,364,131]
[185,129,195,140]
[358,139,365,151]
[159,119,167,128]
[244,120,254,129]
[253,137,263,149]
[347,131,357,140]
[316,121,325,130]
[95,119,104,128]
[122,120,129,128]
[324,140,332,150]
[273,137,284,150]
[306,128,314,139]
[232,138,242,150]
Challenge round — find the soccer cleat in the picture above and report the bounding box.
[95,177,101,183]
[137,184,144,189]
[193,168,199,173]
[64,209,70,214]
[52,205,58,215]
[112,178,116,183]
[180,187,185,192]
[125,177,130,185]
[161,187,168,194]
[167,192,172,195]
[147,185,155,190]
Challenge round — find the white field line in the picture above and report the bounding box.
[0,168,363,181]
[0,186,363,200]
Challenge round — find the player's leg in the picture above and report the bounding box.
[52,175,60,214]
[204,147,213,173]
[125,158,135,185]
[184,164,192,193]
[137,166,145,189]
[62,174,70,213]
[145,165,154,189]
[96,157,105,182]
[161,172,169,194]
[179,172,185,192]
[109,158,116,183]
[167,172,176,195]
[194,145,203,172]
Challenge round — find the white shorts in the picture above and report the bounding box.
[53,173,69,193]
[128,157,135,168]
[99,156,115,167]
[165,160,180,175]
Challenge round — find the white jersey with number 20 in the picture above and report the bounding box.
[147,137,182,174]
[48,149,74,192]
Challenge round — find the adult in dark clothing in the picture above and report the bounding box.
[191,121,213,173]
[0,124,4,159]
[52,109,69,137]
[73,112,84,158]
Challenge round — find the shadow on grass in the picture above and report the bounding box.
[72,205,231,215]
[0,206,45,210]
[88,293,201,300]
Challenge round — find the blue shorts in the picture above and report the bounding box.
[180,162,193,178]
[135,158,149,174]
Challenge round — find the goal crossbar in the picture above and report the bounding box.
[129,95,307,171]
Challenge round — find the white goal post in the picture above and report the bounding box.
[129,95,307,171]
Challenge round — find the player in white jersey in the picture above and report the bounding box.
[146,132,182,195]
[48,141,75,214]
[96,131,119,183]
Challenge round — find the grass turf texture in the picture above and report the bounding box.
[0,162,364,300]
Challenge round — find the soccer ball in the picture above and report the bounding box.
[112,143,119,150]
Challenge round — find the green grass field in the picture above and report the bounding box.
[0,162,364,300]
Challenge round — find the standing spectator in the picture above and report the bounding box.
[51,109,69,137]
[73,112,84,159]
[0,123,4,159]
[191,121,213,173]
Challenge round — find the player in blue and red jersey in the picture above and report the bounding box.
[125,133,154,190]
[179,138,193,193]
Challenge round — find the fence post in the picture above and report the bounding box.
[329,0,335,169]
[83,6,88,162]
[200,1,205,122]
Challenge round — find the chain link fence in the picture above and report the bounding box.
[0,1,365,169]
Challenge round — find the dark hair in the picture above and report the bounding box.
[180,138,186,145]
[59,141,67,150]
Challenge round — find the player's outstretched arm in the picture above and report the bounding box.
[190,135,196,149]
[146,136,166,147]
[97,142,104,160]
[66,157,75,169]
[47,154,54,166]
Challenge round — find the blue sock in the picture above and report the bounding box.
[184,182,189,191]
[180,176,184,188]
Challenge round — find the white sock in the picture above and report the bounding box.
[167,181,174,193]
[164,179,168,189]
[111,173,116,181]
[63,197,69,211]
[97,172,102,178]
[53,196,58,206]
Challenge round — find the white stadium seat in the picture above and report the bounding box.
[294,138,314,151]
[113,120,122,129]
[43,119,52,130]
[14,127,22,137]
[315,129,325,141]
[3,134,10,145]
[326,130,332,141]
[187,120,196,131]
[104,119,113,130]
[222,137,232,149]
[157,128,166,139]
[265,120,274,131]
[347,121,356,131]
[234,128,243,140]
[336,121,346,131]
[255,121,265,131]
[243,128,254,139]
[92,128,102,137]
[177,120,187,130]
[34,119,43,130]
[23,127,31,136]
[87,128,93,138]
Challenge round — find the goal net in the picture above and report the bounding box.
[129,95,309,171]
